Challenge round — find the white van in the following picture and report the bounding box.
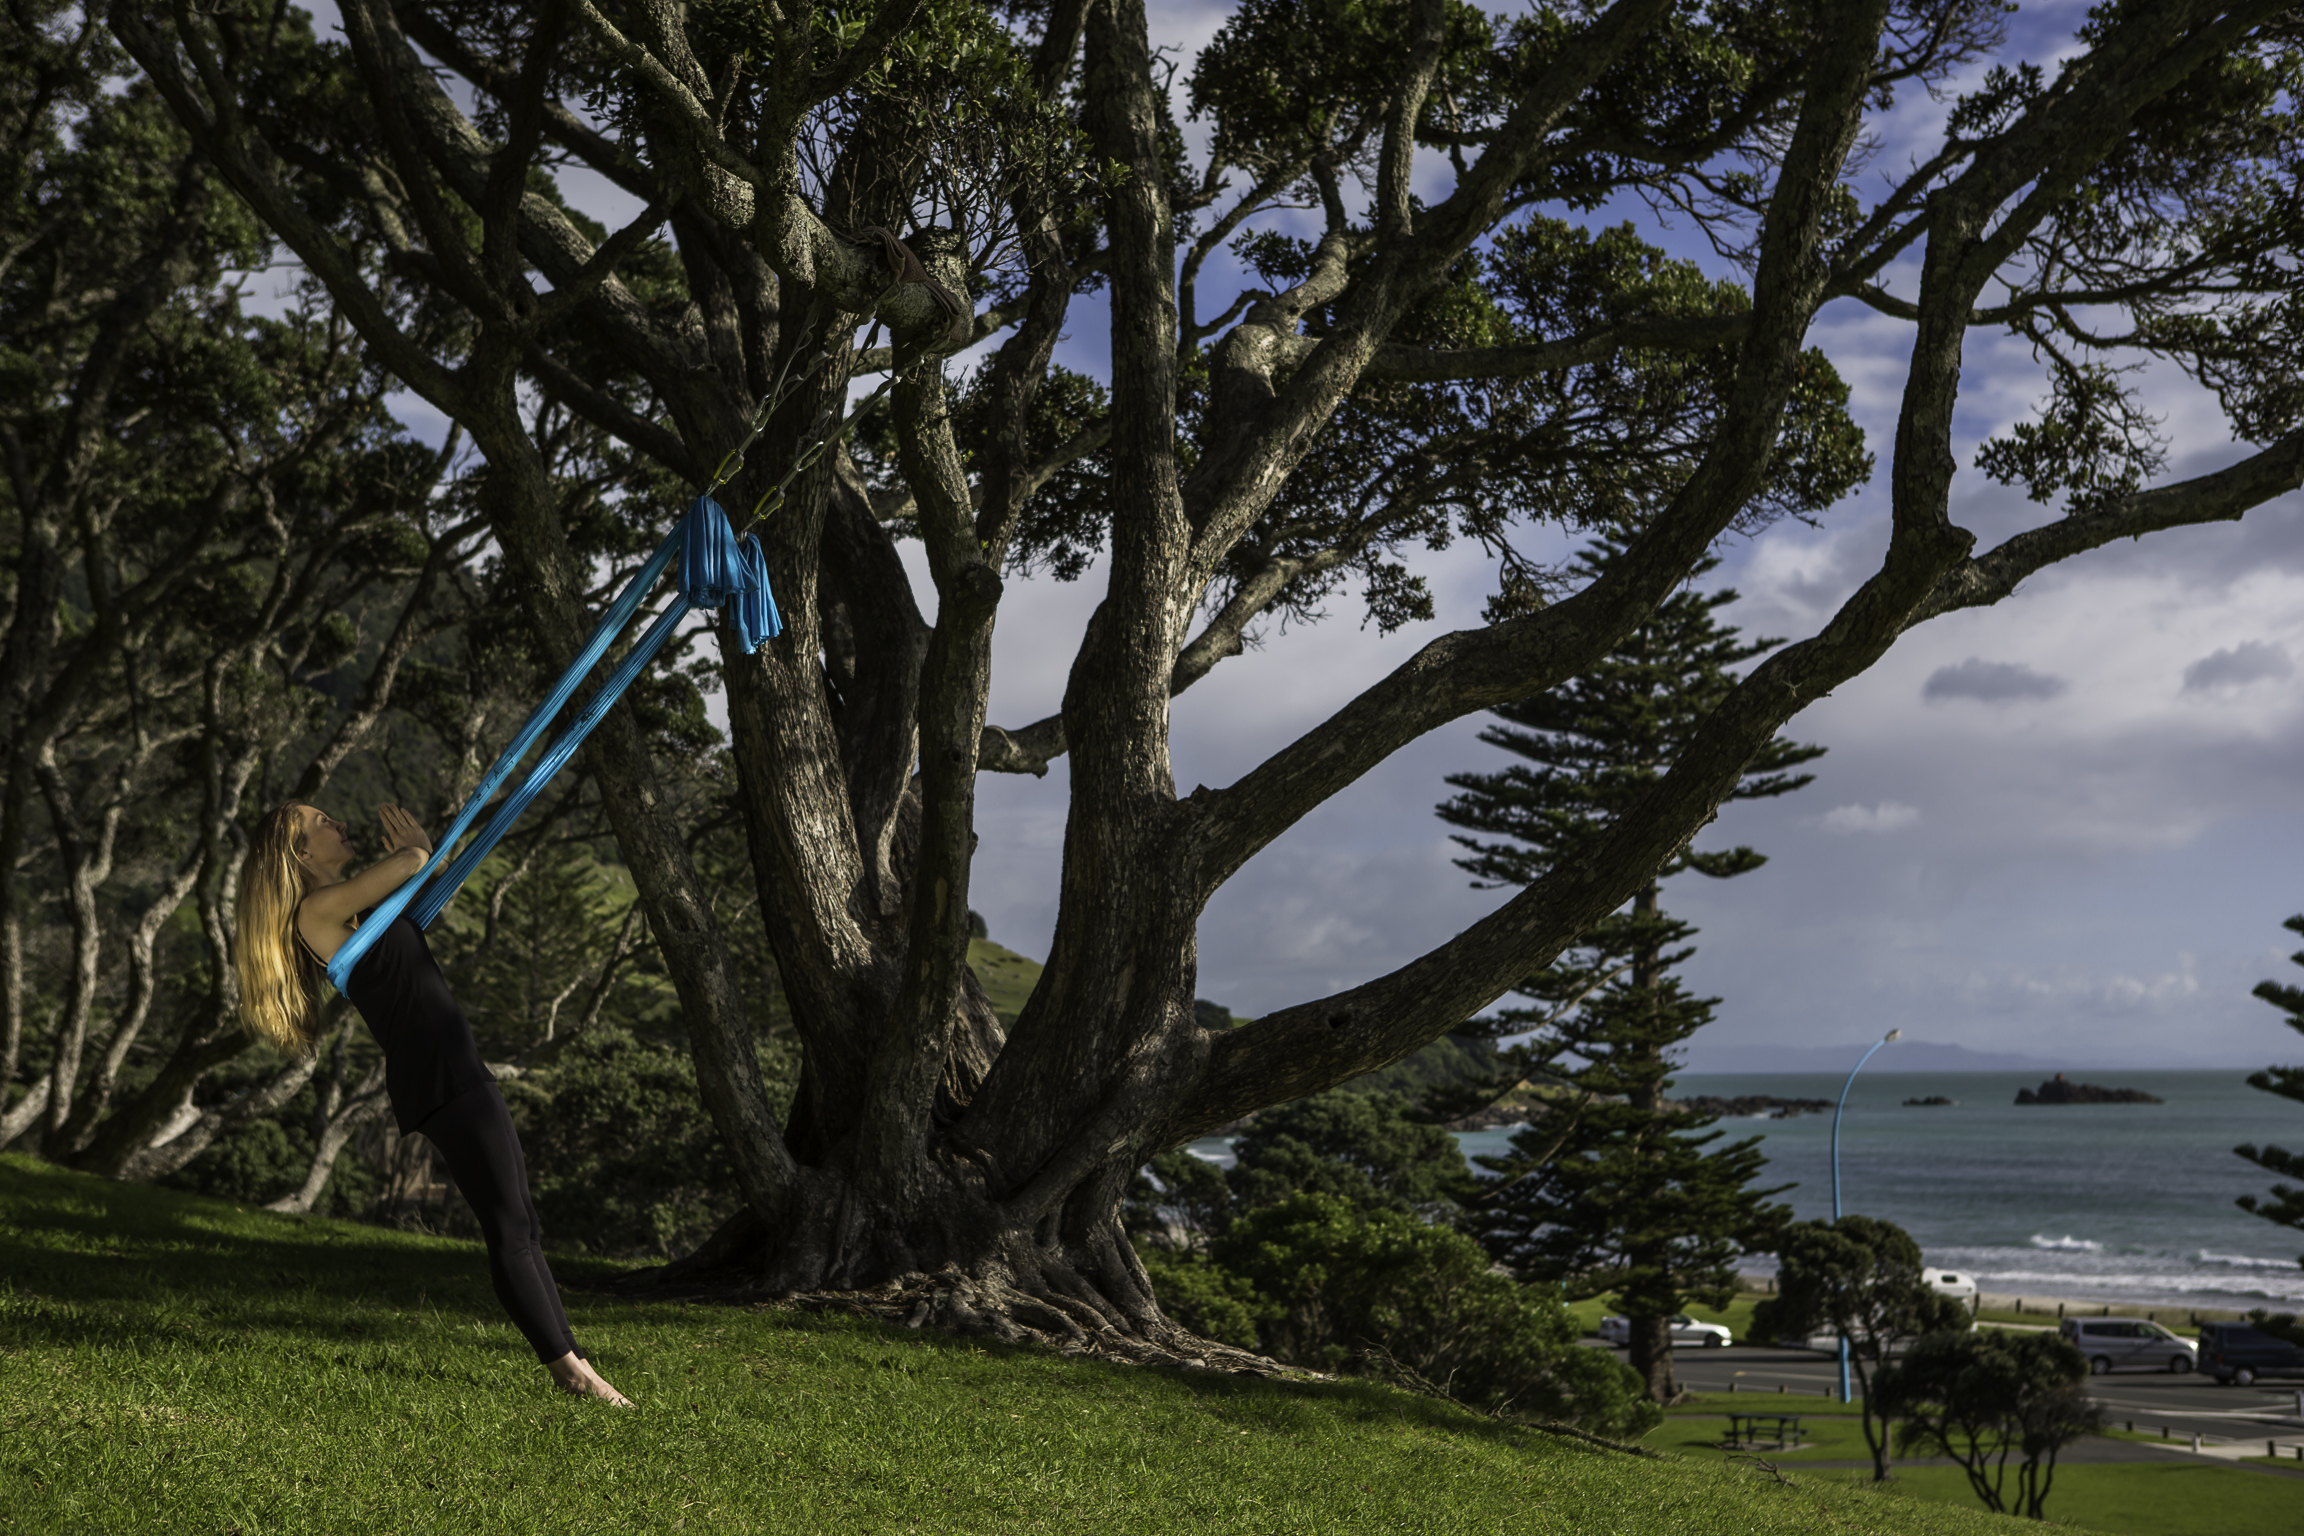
[1922,1267,1978,1312]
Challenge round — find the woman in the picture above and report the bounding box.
[236,799,632,1406]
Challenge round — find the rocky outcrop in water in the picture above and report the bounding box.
[1903,1095,1956,1106]
[1664,1094,1834,1120]
[2014,1073,2163,1105]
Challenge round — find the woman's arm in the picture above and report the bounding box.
[299,805,434,935]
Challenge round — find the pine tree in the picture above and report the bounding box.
[1437,539,1820,1403]
[2236,913,2304,1245]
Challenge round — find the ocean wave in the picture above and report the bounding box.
[2195,1249,2301,1272]
[2028,1233,2104,1252]
[1937,1269,2304,1301]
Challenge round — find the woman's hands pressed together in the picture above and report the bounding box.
[378,803,432,860]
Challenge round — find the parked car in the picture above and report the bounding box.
[2058,1317,2197,1374]
[2198,1322,2304,1386]
[1597,1313,1732,1347]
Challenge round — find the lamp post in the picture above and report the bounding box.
[1831,1028,1901,1402]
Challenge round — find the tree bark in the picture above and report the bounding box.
[105,0,2304,1362]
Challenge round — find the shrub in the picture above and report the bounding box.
[1137,1248,1262,1350]
[1206,1192,1656,1438]
[497,1027,741,1259]
[1228,1091,1475,1220]
[164,1116,308,1207]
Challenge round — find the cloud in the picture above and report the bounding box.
[2182,640,2294,695]
[1819,801,1920,834]
[1921,658,2069,704]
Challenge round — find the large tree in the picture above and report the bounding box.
[107,0,2304,1356]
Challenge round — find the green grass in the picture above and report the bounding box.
[1819,1464,2304,1535]
[0,1154,2025,1536]
[966,938,1043,1022]
[1663,1413,2304,1534]
[1655,1404,2304,1534]
[1655,1402,1877,1461]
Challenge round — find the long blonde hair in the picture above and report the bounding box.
[236,802,322,1056]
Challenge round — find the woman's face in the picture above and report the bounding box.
[294,805,356,871]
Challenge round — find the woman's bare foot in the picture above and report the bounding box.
[546,1351,634,1407]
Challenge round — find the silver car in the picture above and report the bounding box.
[1597,1313,1732,1347]
[2059,1317,2197,1374]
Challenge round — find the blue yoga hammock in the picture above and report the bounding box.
[323,495,780,993]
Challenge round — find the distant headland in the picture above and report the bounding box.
[2014,1073,2165,1105]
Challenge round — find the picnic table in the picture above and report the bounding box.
[1723,1411,1805,1449]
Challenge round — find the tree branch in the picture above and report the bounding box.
[1910,430,2304,627]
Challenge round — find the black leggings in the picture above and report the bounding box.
[417,1082,582,1364]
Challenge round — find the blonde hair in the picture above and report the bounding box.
[236,802,323,1056]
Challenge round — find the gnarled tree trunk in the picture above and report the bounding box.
[109,0,2304,1358]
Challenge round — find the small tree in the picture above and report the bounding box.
[1446,541,1812,1403]
[1750,1216,1969,1481]
[1874,1329,2100,1518]
[2236,913,2304,1248]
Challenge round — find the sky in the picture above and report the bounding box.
[301,2,2303,1072]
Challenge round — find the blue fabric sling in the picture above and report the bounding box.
[325,496,779,994]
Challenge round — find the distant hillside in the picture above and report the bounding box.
[1685,1040,2076,1074]
[966,937,1258,1034]
[966,937,1043,1022]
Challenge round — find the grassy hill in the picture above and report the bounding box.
[0,1153,2024,1535]
[966,937,1043,1022]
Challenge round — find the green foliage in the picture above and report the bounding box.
[1207,1192,1658,1439]
[162,1116,306,1207]
[1125,1096,1637,1434]
[1134,1247,1262,1352]
[1209,226,1869,635]
[1750,1215,1972,1481]
[1189,0,1497,172]
[1475,1106,1786,1315]
[1227,1089,1476,1222]
[497,1027,744,1261]
[439,844,672,1062]
[1339,1032,1520,1109]
[1126,1149,1235,1251]
[1123,1089,1472,1249]
[159,1072,380,1217]
[1875,1329,2101,1519]
[2236,912,2304,1244]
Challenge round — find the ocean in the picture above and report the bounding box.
[1192,1069,2304,1312]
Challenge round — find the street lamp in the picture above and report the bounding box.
[1831,1027,1901,1402]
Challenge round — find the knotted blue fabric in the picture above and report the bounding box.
[325,496,780,993]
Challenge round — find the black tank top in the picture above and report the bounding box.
[300,913,493,1134]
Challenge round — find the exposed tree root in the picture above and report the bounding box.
[594,1252,1293,1375]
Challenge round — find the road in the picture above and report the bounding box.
[1624,1342,2304,1450]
